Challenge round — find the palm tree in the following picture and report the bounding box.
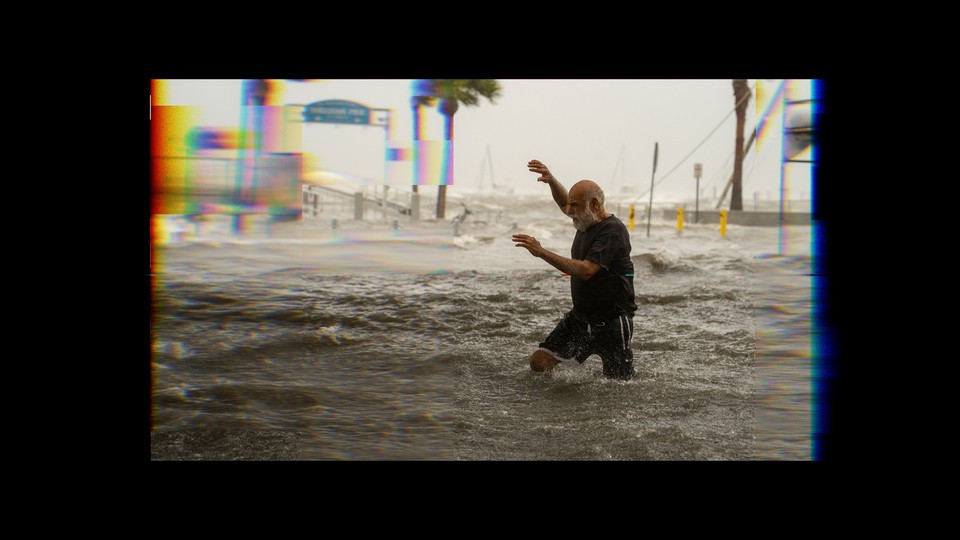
[430,79,503,218]
[731,79,751,211]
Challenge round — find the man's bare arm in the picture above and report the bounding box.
[512,234,600,281]
[538,248,601,281]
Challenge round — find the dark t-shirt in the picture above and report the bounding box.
[570,215,637,321]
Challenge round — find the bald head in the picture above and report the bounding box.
[569,180,605,211]
[566,180,608,231]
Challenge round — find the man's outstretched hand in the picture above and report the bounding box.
[528,160,555,184]
[513,234,544,258]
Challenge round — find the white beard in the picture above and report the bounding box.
[571,206,598,232]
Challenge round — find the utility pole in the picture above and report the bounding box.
[731,79,751,211]
[715,129,756,209]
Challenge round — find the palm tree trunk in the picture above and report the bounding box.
[731,79,750,211]
[715,129,756,209]
[437,114,452,219]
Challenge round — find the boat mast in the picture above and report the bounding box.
[487,145,496,188]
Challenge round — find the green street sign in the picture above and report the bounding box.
[303,100,371,124]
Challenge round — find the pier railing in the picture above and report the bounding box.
[302,184,417,222]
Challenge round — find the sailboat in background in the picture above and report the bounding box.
[613,143,637,195]
[476,144,513,194]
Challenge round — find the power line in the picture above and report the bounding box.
[631,81,757,204]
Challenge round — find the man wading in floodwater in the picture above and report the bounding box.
[513,159,637,380]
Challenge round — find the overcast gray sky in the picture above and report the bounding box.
[158,79,814,204]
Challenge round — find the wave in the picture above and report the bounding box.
[215,330,329,356]
[633,248,682,273]
[190,292,240,305]
[637,293,687,305]
[636,285,743,305]
[153,339,193,360]
[188,383,323,410]
[167,302,308,326]
[307,312,375,330]
[453,235,478,249]
[634,340,681,351]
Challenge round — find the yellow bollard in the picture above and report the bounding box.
[677,207,684,233]
[720,210,727,237]
[628,204,635,231]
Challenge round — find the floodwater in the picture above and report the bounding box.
[150,191,815,460]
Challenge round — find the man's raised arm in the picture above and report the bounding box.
[528,159,568,213]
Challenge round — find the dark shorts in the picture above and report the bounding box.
[538,309,635,380]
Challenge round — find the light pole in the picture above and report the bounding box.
[694,163,702,224]
[646,142,658,238]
